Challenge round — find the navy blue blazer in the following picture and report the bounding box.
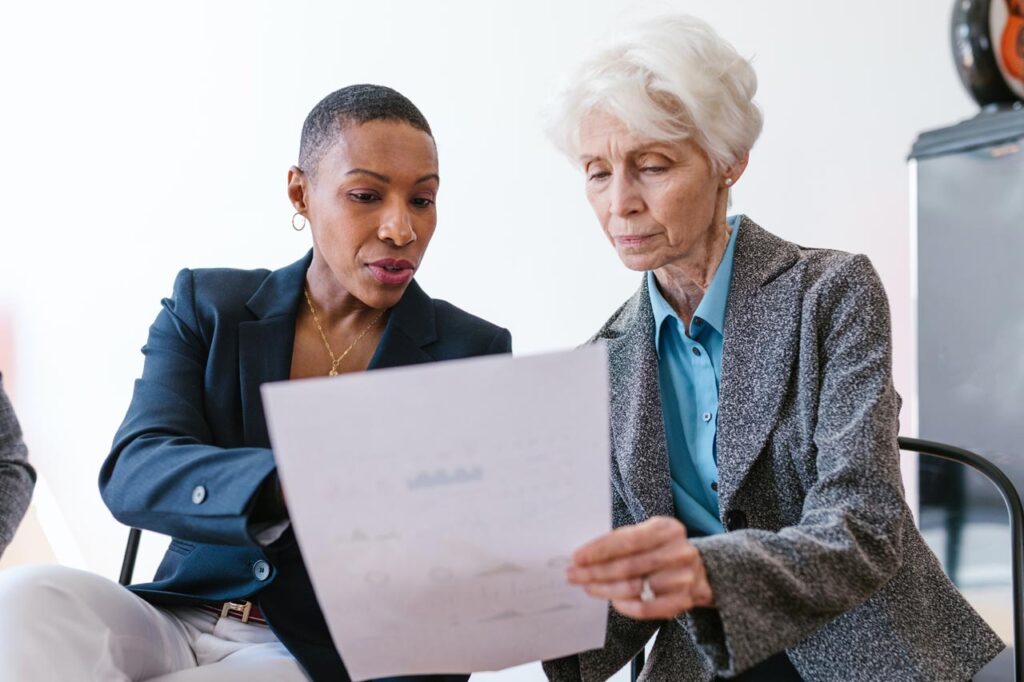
[100,251,512,681]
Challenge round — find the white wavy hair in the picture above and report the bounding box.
[548,15,763,173]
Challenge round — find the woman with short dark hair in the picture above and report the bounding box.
[0,84,510,682]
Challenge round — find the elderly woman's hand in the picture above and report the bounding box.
[566,515,714,620]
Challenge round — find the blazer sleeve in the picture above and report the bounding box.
[683,254,907,675]
[487,327,513,355]
[0,375,35,554]
[99,269,278,546]
[544,483,661,681]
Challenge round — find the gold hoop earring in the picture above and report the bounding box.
[292,212,307,231]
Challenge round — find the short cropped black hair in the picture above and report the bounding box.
[298,84,433,178]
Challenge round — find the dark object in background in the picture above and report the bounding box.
[952,0,1024,106]
[910,105,1024,681]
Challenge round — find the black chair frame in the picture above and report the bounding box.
[118,527,141,587]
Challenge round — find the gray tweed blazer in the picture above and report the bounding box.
[544,218,1003,681]
[0,373,34,556]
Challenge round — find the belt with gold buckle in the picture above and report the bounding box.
[199,600,268,626]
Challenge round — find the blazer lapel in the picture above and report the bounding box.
[237,257,438,445]
[239,252,311,446]
[367,279,437,370]
[600,281,677,523]
[715,217,803,512]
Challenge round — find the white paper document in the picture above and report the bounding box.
[261,345,611,680]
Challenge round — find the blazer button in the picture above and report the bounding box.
[253,560,272,581]
[724,509,748,531]
[191,485,207,505]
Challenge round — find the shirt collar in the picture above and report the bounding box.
[648,215,741,350]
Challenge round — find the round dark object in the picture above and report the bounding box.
[724,509,748,531]
[951,0,1021,106]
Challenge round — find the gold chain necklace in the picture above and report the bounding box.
[303,288,385,376]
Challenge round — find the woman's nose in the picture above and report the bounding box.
[608,174,643,217]
[378,204,416,246]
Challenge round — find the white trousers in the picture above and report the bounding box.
[0,565,311,682]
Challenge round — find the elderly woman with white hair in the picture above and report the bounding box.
[543,15,1003,682]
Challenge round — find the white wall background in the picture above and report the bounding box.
[0,1,979,678]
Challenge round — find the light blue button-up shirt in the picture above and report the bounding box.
[647,216,740,536]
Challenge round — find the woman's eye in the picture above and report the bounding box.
[587,171,611,181]
[411,197,435,208]
[641,166,667,174]
[349,192,379,203]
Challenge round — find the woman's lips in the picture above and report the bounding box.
[367,259,415,285]
[615,234,655,248]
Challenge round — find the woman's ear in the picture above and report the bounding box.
[287,166,309,213]
[722,154,750,187]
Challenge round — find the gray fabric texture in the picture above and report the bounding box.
[0,373,35,556]
[543,217,1004,682]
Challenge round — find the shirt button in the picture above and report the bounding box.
[253,560,272,581]
[691,347,701,357]
[191,485,207,505]
[711,481,718,492]
[724,509,748,531]
[702,411,713,422]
